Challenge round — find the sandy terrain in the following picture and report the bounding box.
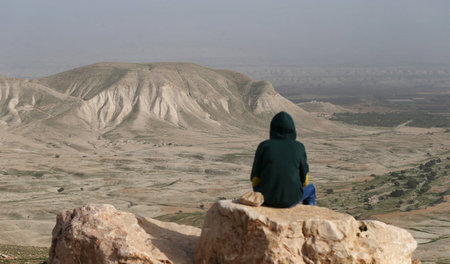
[0,123,448,263]
[0,63,448,263]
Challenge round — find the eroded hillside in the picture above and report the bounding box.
[0,63,448,263]
[24,62,335,134]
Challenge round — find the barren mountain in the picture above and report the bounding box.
[34,62,337,134]
[0,62,341,139]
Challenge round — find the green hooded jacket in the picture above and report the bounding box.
[251,112,309,208]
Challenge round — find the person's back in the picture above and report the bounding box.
[250,111,315,208]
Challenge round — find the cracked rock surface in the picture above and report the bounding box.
[195,200,417,264]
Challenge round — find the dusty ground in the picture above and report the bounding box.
[0,244,47,264]
[0,124,448,263]
[373,197,450,264]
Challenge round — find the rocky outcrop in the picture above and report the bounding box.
[50,202,418,264]
[49,204,200,264]
[195,200,418,264]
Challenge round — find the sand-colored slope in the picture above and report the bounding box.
[299,101,352,115]
[34,62,343,135]
[0,77,74,127]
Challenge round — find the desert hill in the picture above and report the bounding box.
[298,100,351,115]
[0,77,72,126]
[1,62,340,136]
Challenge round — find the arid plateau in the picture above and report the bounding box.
[0,63,448,263]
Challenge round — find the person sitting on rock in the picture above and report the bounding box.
[250,111,316,208]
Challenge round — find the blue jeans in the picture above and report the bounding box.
[291,183,316,207]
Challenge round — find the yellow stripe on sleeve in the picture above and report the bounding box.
[252,176,260,187]
[303,173,309,187]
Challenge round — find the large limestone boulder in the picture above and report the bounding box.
[49,204,200,264]
[195,200,417,264]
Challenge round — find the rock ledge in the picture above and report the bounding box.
[49,202,418,264]
[49,204,200,264]
[195,200,417,264]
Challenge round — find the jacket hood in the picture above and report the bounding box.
[270,111,297,140]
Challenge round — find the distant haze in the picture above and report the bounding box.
[1,0,450,77]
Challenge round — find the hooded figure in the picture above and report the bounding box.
[251,111,314,208]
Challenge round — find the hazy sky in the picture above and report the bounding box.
[1,0,450,77]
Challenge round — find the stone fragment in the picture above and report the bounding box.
[239,191,264,207]
[49,204,200,264]
[195,200,417,264]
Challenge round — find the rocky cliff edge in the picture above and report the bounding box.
[49,201,418,264]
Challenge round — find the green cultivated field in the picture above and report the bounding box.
[317,156,450,220]
[331,112,450,128]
